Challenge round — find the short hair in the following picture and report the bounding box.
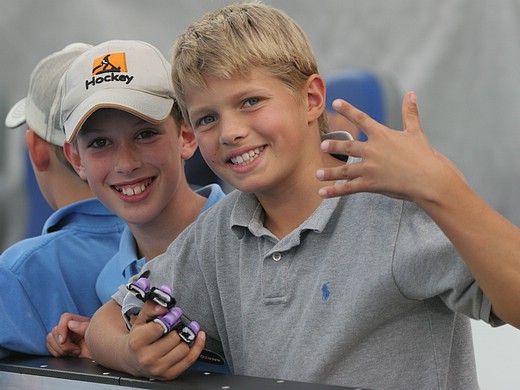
[172,1,329,134]
[50,142,78,175]
[170,100,184,130]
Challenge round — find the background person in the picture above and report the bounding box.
[0,43,124,358]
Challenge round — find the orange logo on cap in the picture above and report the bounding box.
[92,52,127,75]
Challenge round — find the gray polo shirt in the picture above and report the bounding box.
[115,186,495,389]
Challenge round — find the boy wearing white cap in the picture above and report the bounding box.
[46,40,225,368]
[0,43,125,358]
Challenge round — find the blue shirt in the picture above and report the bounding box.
[96,184,225,304]
[0,198,125,358]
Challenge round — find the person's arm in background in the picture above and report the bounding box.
[317,92,520,328]
[84,299,205,379]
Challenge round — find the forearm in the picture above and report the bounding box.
[416,174,520,327]
[85,300,137,374]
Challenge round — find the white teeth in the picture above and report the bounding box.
[117,181,150,196]
[230,147,264,165]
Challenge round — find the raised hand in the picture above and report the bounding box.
[317,92,463,202]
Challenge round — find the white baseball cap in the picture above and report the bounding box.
[5,43,92,146]
[59,40,175,142]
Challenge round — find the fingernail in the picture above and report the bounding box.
[318,188,328,198]
[316,169,324,180]
[332,99,342,109]
[409,91,417,104]
[69,320,78,329]
[58,335,64,344]
[320,140,329,151]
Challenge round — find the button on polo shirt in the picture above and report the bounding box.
[230,191,336,306]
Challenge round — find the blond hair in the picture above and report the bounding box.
[172,1,329,134]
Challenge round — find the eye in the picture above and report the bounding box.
[87,138,110,149]
[243,97,260,107]
[136,129,157,140]
[198,114,217,127]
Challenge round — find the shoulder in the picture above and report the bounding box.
[154,191,245,265]
[195,189,242,223]
[333,192,405,224]
[44,198,125,234]
[0,233,69,271]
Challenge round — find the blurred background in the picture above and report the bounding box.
[1,0,519,387]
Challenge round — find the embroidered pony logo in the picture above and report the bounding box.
[321,282,330,302]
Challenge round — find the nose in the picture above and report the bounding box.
[219,114,247,145]
[113,143,141,174]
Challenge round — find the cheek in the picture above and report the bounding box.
[81,158,108,185]
[195,135,217,162]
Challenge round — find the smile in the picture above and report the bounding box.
[113,178,153,196]
[230,147,264,166]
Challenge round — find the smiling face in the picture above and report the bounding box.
[65,108,191,226]
[186,68,325,196]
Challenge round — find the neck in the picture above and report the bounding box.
[130,183,207,261]
[53,171,94,210]
[258,150,342,239]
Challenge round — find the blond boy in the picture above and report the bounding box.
[86,4,498,389]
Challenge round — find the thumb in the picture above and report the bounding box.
[134,300,168,327]
[68,320,90,337]
[402,91,423,134]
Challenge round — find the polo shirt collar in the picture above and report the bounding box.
[230,191,341,241]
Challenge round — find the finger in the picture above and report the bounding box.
[331,98,385,137]
[129,302,171,348]
[320,139,364,159]
[319,178,366,198]
[161,331,207,380]
[46,339,64,357]
[402,91,423,134]
[68,319,89,338]
[46,329,80,357]
[46,331,63,357]
[317,162,362,183]
[132,328,206,380]
[133,300,169,327]
[55,314,73,343]
[179,330,206,368]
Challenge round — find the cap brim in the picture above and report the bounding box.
[5,98,28,130]
[64,89,174,142]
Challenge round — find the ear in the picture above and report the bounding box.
[26,130,50,172]
[305,74,326,124]
[179,122,198,160]
[63,141,88,180]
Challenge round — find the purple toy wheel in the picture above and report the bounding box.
[127,277,151,300]
[177,320,200,345]
[187,320,200,334]
[159,285,172,295]
[153,307,183,334]
[150,286,175,308]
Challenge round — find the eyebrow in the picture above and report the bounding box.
[189,86,269,115]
